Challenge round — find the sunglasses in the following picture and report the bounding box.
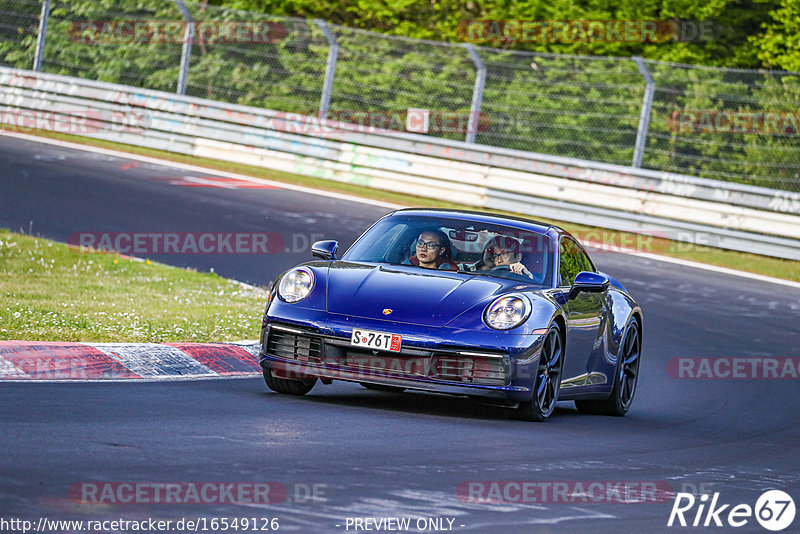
[416,239,442,250]
[491,249,513,260]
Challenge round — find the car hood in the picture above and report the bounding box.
[326,262,505,327]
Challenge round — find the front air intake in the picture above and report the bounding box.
[266,327,323,364]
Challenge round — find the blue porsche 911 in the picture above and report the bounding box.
[259,209,642,421]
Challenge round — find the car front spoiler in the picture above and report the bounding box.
[259,351,532,401]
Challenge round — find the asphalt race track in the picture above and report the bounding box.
[1,134,799,533]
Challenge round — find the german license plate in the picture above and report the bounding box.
[351,329,402,352]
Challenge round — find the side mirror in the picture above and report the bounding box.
[568,271,609,300]
[311,240,338,260]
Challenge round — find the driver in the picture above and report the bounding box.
[405,229,459,270]
[469,236,534,279]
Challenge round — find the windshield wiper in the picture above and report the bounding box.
[458,269,493,277]
[457,269,541,284]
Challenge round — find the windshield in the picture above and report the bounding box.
[342,214,554,286]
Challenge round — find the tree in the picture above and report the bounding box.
[752,0,800,72]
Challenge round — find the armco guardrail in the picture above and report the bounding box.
[1,66,799,261]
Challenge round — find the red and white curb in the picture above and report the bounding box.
[0,340,263,381]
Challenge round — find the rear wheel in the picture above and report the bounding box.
[575,319,641,416]
[262,368,316,395]
[506,323,563,422]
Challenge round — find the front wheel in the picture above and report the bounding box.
[575,318,641,416]
[263,368,316,395]
[506,323,564,422]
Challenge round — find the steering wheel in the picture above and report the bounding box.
[490,263,538,282]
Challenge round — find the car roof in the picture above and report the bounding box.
[389,208,557,235]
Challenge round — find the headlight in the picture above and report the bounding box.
[484,294,531,330]
[278,267,315,303]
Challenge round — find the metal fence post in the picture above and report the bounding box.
[315,19,338,120]
[174,0,194,96]
[32,0,51,72]
[464,44,486,144]
[632,56,655,168]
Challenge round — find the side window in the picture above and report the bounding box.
[559,237,592,286]
[578,244,595,273]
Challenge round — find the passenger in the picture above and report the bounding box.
[469,236,534,279]
[406,229,459,270]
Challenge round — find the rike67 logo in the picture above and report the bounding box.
[668,490,796,531]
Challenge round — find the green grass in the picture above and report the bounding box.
[0,229,267,342]
[4,126,799,282]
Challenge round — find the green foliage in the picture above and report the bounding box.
[219,0,789,69]
[0,0,798,190]
[751,0,800,72]
[0,229,265,343]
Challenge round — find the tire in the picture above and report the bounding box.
[360,383,405,393]
[575,318,641,416]
[262,368,316,395]
[506,323,564,422]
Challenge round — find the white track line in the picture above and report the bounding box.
[3,130,798,290]
[0,131,403,210]
[90,343,216,378]
[0,374,260,383]
[584,239,800,290]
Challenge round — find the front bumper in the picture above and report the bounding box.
[259,310,546,403]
